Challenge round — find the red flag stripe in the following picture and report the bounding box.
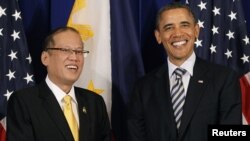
[0,123,6,141]
[240,73,250,124]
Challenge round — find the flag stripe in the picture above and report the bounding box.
[182,0,250,125]
[240,72,250,124]
[0,121,6,141]
[1,0,35,140]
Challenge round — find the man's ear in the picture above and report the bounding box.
[154,29,162,44]
[195,24,200,39]
[41,51,49,66]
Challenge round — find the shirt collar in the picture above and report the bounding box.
[45,76,78,104]
[168,52,196,77]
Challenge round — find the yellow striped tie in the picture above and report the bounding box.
[63,95,79,141]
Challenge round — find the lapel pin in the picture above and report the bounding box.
[198,80,203,83]
[82,107,87,114]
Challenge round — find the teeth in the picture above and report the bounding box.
[66,65,77,69]
[173,40,186,46]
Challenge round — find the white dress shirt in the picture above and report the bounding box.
[45,76,79,127]
[168,52,196,97]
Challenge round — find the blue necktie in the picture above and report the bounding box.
[171,68,186,129]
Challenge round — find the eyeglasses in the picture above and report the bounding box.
[45,48,89,57]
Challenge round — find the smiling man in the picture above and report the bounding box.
[127,2,242,141]
[7,27,111,141]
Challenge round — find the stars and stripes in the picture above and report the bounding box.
[185,0,250,124]
[186,0,250,75]
[0,0,35,140]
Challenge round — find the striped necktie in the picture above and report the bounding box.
[63,95,79,141]
[171,68,186,129]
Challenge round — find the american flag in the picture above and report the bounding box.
[0,0,35,140]
[184,0,250,124]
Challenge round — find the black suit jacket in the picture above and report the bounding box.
[7,81,111,141]
[127,58,242,141]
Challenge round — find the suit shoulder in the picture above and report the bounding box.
[199,58,233,71]
[74,87,107,110]
[135,65,167,85]
[74,87,104,100]
[7,85,40,110]
[197,58,240,77]
[10,85,39,99]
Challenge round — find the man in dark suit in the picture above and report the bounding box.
[7,27,111,141]
[127,2,242,141]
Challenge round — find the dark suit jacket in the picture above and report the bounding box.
[7,81,111,141]
[127,57,242,141]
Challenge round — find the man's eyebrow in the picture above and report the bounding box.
[180,21,191,25]
[162,23,173,29]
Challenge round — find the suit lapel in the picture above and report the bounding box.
[39,82,74,141]
[178,58,209,138]
[155,65,178,138]
[75,88,90,141]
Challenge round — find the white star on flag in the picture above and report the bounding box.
[23,73,34,84]
[11,30,20,41]
[241,54,249,63]
[6,69,15,80]
[224,49,233,59]
[8,50,18,61]
[198,20,204,28]
[0,28,3,36]
[243,35,250,45]
[4,90,13,101]
[26,54,32,64]
[210,44,216,54]
[228,11,237,21]
[211,25,219,35]
[12,10,21,21]
[198,1,207,11]
[226,30,235,40]
[0,6,6,17]
[195,39,202,47]
[212,7,220,16]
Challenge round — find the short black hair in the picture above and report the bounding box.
[43,26,81,51]
[155,2,197,30]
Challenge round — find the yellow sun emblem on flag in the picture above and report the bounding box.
[87,80,104,95]
[67,0,94,41]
